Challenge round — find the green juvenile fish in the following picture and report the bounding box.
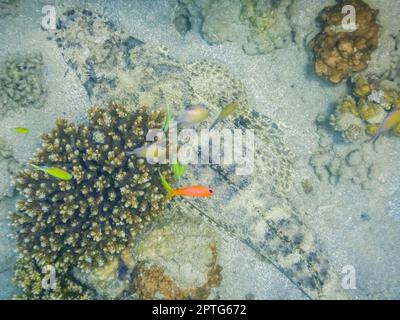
[172,161,186,180]
[14,127,30,134]
[209,102,239,130]
[31,164,73,181]
[162,109,174,132]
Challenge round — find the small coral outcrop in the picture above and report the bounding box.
[134,242,222,300]
[309,0,379,84]
[174,0,293,55]
[11,102,172,298]
[330,76,400,143]
[0,54,46,116]
[128,213,223,300]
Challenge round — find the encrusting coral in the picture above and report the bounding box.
[11,102,173,298]
[330,75,400,143]
[309,0,379,84]
[0,54,46,116]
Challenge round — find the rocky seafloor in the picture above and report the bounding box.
[0,0,400,299]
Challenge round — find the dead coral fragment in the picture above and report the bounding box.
[309,0,379,84]
[11,102,172,290]
[134,242,222,300]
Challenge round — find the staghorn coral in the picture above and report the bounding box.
[309,0,379,84]
[0,54,46,116]
[11,102,173,298]
[330,75,400,143]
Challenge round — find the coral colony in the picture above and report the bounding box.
[11,103,173,298]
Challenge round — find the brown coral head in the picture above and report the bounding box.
[309,0,379,84]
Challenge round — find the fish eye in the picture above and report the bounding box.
[209,189,214,193]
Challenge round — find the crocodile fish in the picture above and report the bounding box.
[45,7,345,299]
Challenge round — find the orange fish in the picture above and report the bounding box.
[159,172,214,198]
[170,185,214,198]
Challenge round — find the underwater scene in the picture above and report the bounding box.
[0,0,399,300]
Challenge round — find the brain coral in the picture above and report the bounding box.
[309,0,379,84]
[0,53,46,116]
[11,102,172,285]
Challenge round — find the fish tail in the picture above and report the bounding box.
[209,119,219,131]
[159,170,175,198]
[30,164,44,172]
[371,126,384,144]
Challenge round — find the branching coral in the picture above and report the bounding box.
[13,255,91,300]
[309,0,379,84]
[11,102,173,298]
[330,76,400,143]
[0,54,46,116]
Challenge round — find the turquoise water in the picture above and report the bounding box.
[0,0,399,300]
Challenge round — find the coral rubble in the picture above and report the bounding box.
[174,0,293,55]
[11,102,172,298]
[384,30,400,85]
[309,0,379,84]
[0,138,18,200]
[0,54,46,116]
[129,213,222,300]
[330,76,400,143]
[134,243,222,300]
[310,124,378,189]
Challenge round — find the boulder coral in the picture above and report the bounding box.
[11,102,173,298]
[309,0,379,84]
